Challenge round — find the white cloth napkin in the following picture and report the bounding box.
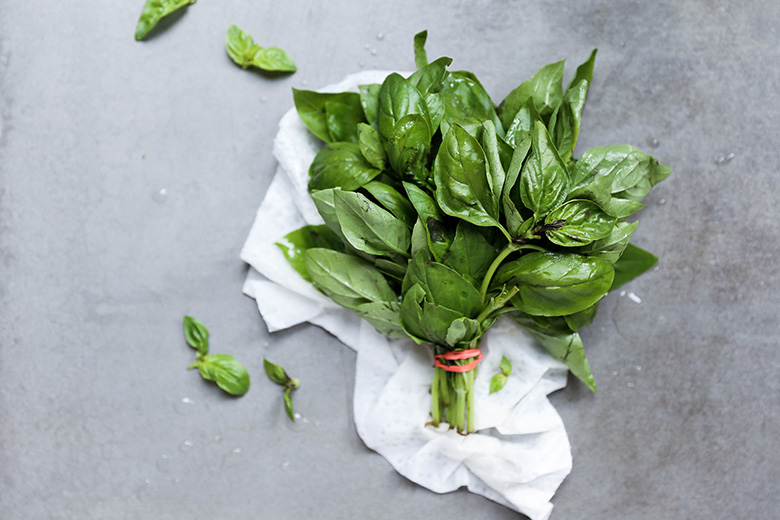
[241,70,572,520]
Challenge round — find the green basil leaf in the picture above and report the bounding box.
[306,248,396,304]
[504,98,539,148]
[308,143,381,191]
[374,258,406,282]
[441,221,498,283]
[409,56,452,94]
[355,301,414,340]
[519,120,569,219]
[420,301,467,346]
[197,354,250,396]
[225,25,259,69]
[480,120,506,208]
[293,89,364,143]
[570,145,664,197]
[576,221,638,263]
[496,252,614,316]
[434,125,502,230]
[325,101,363,143]
[425,92,446,133]
[499,60,564,129]
[358,84,382,128]
[502,133,532,236]
[276,225,344,282]
[378,73,431,140]
[310,189,346,239]
[544,200,616,247]
[134,0,196,41]
[438,72,503,138]
[252,47,296,72]
[411,219,428,256]
[489,373,508,394]
[333,190,411,258]
[183,315,209,355]
[548,49,597,162]
[284,387,295,421]
[445,317,481,347]
[263,358,290,386]
[400,283,428,340]
[403,182,452,262]
[361,181,416,227]
[499,355,512,376]
[564,303,599,332]
[403,250,483,318]
[413,30,429,69]
[357,123,387,170]
[387,114,432,181]
[610,243,658,290]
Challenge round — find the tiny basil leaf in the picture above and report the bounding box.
[610,243,658,290]
[284,387,295,422]
[519,120,570,219]
[135,0,196,41]
[225,25,258,69]
[499,355,512,377]
[544,200,616,247]
[499,60,564,129]
[263,358,290,386]
[293,90,365,143]
[489,373,508,394]
[444,317,480,347]
[309,143,382,191]
[183,316,209,354]
[304,248,396,303]
[276,225,344,282]
[197,354,250,396]
[357,123,387,170]
[333,190,411,258]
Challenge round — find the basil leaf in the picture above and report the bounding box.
[276,225,344,282]
[325,101,363,143]
[548,49,597,162]
[544,200,616,247]
[571,145,662,196]
[499,355,512,376]
[576,221,638,263]
[134,0,195,41]
[263,358,290,385]
[425,92,446,133]
[387,114,432,182]
[305,248,396,303]
[403,250,483,318]
[434,125,502,230]
[413,30,429,68]
[310,189,346,239]
[378,74,431,140]
[411,219,428,256]
[403,182,452,261]
[252,47,296,73]
[442,221,498,282]
[309,143,381,191]
[489,373,508,394]
[409,56,453,95]
[293,90,365,143]
[374,258,406,282]
[499,59,564,129]
[445,317,481,347]
[284,387,295,421]
[504,98,539,148]
[496,252,614,316]
[401,283,468,346]
[480,120,506,207]
[361,181,416,227]
[358,84,382,128]
[225,25,258,69]
[502,132,532,236]
[197,354,250,396]
[183,316,209,355]
[354,301,413,340]
[438,72,503,138]
[519,120,569,219]
[610,243,658,290]
[564,303,599,332]
[357,123,387,170]
[333,190,411,258]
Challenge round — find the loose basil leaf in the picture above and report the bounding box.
[225,25,258,69]
[409,56,453,95]
[496,252,614,316]
[413,30,429,69]
[276,225,344,282]
[305,248,396,303]
[355,301,414,340]
[499,355,512,376]
[357,123,387,170]
[544,200,616,247]
[252,47,296,72]
[502,133,532,236]
[325,101,363,143]
[480,120,506,207]
[134,0,196,41]
[293,90,365,143]
[434,125,502,230]
[520,120,570,219]
[183,315,209,355]
[283,387,295,421]
[403,250,483,318]
[386,114,432,181]
[438,72,503,138]
[610,243,658,290]
[263,358,290,385]
[333,190,411,258]
[441,221,499,283]
[377,73,431,140]
[504,98,539,148]
[576,221,638,263]
[362,181,416,227]
[197,354,250,396]
[499,60,564,129]
[403,182,452,261]
[309,143,381,191]
[489,373,508,394]
[358,84,382,128]
[564,303,599,332]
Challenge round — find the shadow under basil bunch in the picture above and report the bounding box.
[277,31,670,434]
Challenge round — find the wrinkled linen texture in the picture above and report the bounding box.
[241,70,572,520]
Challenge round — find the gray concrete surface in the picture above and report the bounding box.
[1,1,778,518]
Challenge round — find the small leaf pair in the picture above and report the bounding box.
[489,356,512,394]
[263,359,301,421]
[183,316,250,396]
[226,25,297,73]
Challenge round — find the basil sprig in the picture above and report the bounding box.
[263,359,301,421]
[183,316,250,396]
[225,25,297,73]
[278,32,670,433]
[489,356,512,394]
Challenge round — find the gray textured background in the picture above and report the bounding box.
[1,1,778,518]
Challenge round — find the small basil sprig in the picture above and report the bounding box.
[263,359,301,421]
[489,356,512,394]
[225,25,297,73]
[183,316,250,396]
[135,0,196,41]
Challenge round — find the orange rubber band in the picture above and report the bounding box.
[434,348,484,373]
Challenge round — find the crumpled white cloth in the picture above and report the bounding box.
[240,70,572,520]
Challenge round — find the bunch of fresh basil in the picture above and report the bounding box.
[276,31,669,433]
